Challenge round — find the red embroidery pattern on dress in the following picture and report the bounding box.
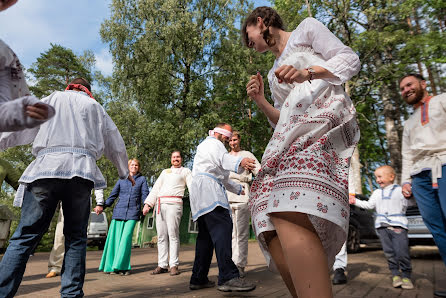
[317,202,328,213]
[290,191,300,200]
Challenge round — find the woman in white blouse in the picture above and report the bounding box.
[243,7,360,297]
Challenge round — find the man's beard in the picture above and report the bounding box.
[406,84,425,105]
[216,134,228,145]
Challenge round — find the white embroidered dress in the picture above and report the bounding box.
[249,17,360,269]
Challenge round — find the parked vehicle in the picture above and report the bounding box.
[87,212,108,250]
[347,194,380,253]
[406,204,435,246]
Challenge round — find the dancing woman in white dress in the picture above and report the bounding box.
[243,7,360,297]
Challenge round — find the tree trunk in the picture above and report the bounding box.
[382,86,404,184]
[350,147,362,194]
[345,81,362,194]
[373,52,404,183]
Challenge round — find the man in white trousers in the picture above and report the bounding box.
[143,151,192,276]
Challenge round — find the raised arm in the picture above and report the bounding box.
[296,17,360,84]
[103,113,129,180]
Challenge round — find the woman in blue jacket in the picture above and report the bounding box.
[99,159,149,275]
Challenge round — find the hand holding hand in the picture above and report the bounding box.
[26,103,49,120]
[94,206,104,215]
[274,65,309,84]
[240,158,256,171]
[402,184,412,198]
[349,194,356,205]
[143,204,151,216]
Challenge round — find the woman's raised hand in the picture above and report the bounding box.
[247,72,264,102]
[274,65,309,84]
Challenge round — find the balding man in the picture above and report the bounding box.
[189,123,256,293]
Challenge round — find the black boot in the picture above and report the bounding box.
[434,290,446,297]
[332,268,347,285]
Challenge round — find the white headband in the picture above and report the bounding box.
[209,127,232,139]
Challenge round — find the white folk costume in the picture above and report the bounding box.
[401,93,446,187]
[249,17,360,270]
[190,136,244,220]
[226,150,261,268]
[401,93,446,264]
[0,89,129,206]
[354,184,413,229]
[0,39,55,132]
[145,166,192,268]
[189,132,246,286]
[0,89,128,298]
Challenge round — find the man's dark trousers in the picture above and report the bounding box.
[190,206,239,286]
[0,177,93,298]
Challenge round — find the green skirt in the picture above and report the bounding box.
[99,219,137,272]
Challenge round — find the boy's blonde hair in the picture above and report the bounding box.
[375,165,396,179]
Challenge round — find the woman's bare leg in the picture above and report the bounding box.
[270,212,333,298]
[263,231,297,297]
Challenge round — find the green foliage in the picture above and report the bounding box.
[28,44,93,98]
[100,0,263,180]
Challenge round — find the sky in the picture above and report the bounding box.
[0,0,271,78]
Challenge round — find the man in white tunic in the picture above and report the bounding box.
[189,123,256,292]
[0,78,133,298]
[226,131,260,278]
[143,151,192,276]
[400,73,446,298]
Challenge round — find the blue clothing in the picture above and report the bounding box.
[104,173,149,220]
[0,177,93,298]
[412,166,446,265]
[377,227,412,278]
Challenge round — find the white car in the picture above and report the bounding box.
[87,212,108,250]
[406,204,435,246]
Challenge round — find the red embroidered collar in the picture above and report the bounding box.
[65,84,95,100]
[414,95,433,126]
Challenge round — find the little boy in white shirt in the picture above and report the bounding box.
[350,165,414,289]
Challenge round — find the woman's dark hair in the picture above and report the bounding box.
[242,6,285,48]
[70,77,91,92]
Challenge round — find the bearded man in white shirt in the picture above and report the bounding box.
[0,78,133,298]
[188,123,257,292]
[400,73,446,298]
[143,151,192,276]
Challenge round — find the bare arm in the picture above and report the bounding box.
[247,72,280,125]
